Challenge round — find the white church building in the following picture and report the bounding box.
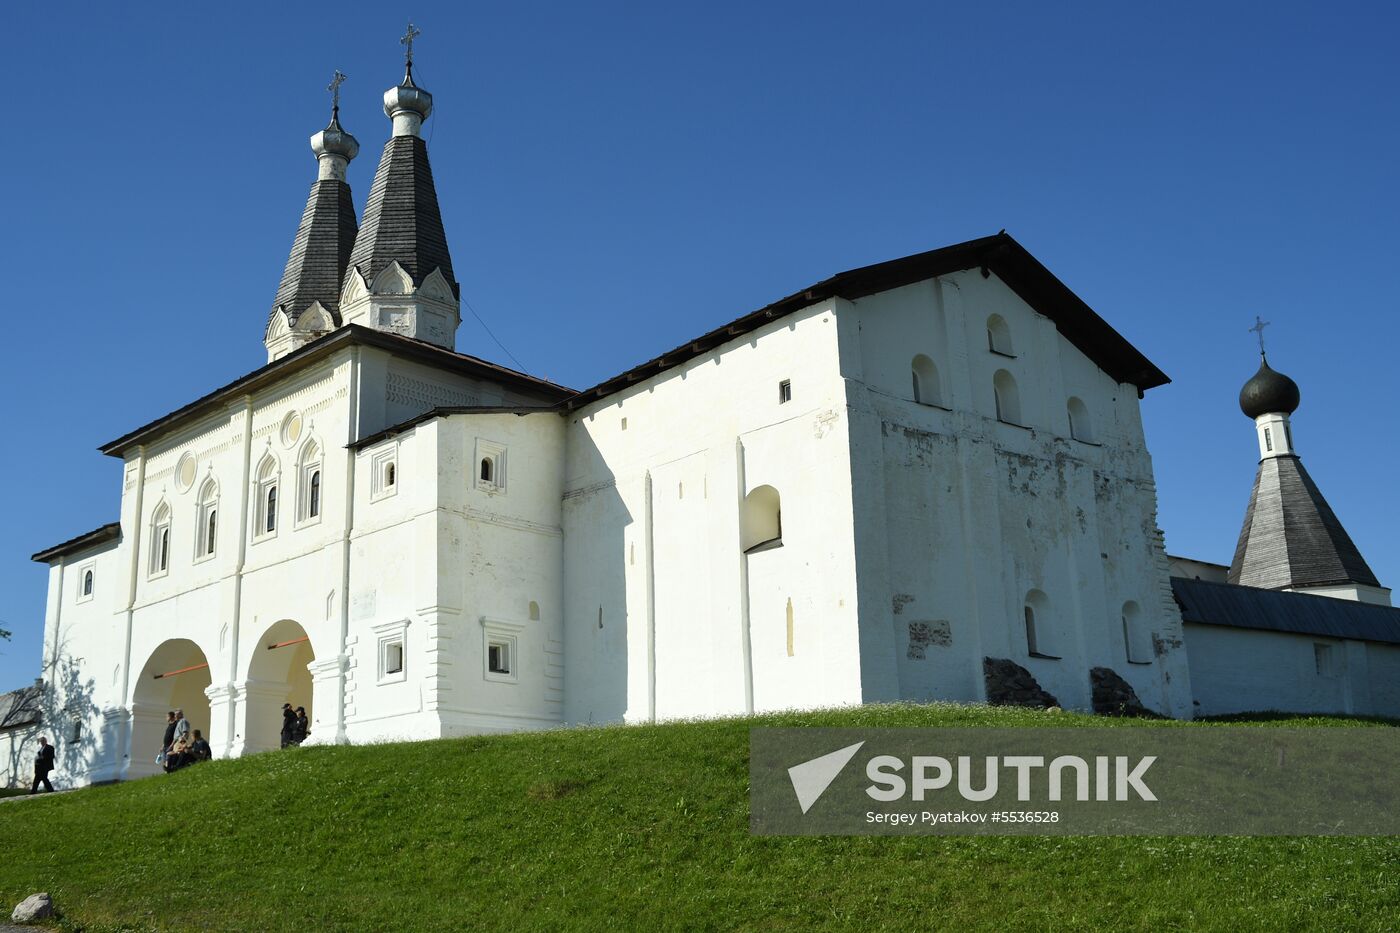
[8,43,1400,789]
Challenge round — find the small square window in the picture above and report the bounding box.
[373,619,411,684]
[778,380,792,404]
[480,617,523,683]
[488,641,511,675]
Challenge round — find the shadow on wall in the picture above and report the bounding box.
[562,424,630,724]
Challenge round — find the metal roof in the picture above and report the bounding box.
[1173,576,1400,646]
[269,178,359,330]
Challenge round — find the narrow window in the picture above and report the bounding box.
[488,641,511,674]
[1123,601,1150,663]
[82,570,93,596]
[1067,397,1093,443]
[481,458,494,483]
[1314,643,1336,677]
[205,510,217,556]
[1264,428,1273,452]
[150,503,172,575]
[778,380,792,404]
[309,471,321,518]
[1024,590,1057,658]
[266,486,278,533]
[70,719,82,743]
[741,485,783,552]
[1285,424,1293,448]
[911,355,941,407]
[993,370,1021,425]
[1024,605,1038,656]
[385,641,404,675]
[987,315,1014,355]
[385,463,396,487]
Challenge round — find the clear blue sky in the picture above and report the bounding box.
[2,2,1397,688]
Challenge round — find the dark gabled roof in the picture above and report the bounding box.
[1228,454,1381,590]
[1173,577,1400,646]
[345,135,457,298]
[98,327,573,458]
[0,682,42,731]
[269,178,358,330]
[352,405,560,451]
[31,522,121,564]
[563,232,1169,411]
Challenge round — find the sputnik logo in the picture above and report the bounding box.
[787,741,865,814]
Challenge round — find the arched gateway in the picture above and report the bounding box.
[241,620,316,753]
[130,639,213,778]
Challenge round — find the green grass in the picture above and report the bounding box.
[1,703,1398,932]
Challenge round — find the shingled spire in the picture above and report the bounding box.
[337,25,461,350]
[265,74,361,362]
[1227,352,1389,605]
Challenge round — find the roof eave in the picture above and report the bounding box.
[31,522,122,564]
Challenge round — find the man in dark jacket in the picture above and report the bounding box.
[161,710,177,759]
[280,703,296,748]
[294,707,309,745]
[30,737,55,794]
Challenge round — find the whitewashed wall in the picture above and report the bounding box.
[838,272,1193,716]
[1186,623,1400,718]
[562,301,864,724]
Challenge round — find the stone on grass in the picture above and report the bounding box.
[12,892,53,923]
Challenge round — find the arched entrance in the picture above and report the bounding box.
[242,620,315,753]
[130,639,213,778]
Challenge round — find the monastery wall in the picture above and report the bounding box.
[561,301,865,724]
[838,271,1193,716]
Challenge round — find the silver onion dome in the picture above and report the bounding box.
[311,109,360,162]
[384,67,433,122]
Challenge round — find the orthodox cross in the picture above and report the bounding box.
[401,23,421,65]
[1248,315,1270,356]
[327,71,347,113]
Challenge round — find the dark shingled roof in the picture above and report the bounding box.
[31,522,122,564]
[1228,454,1381,590]
[345,136,458,298]
[269,179,358,330]
[564,232,1169,410]
[1174,576,1400,646]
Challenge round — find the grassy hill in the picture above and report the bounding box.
[2,704,1398,932]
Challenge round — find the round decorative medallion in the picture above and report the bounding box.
[280,411,303,447]
[175,452,197,493]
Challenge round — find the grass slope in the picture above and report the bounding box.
[1,704,1398,932]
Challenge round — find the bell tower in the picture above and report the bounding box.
[337,24,461,349]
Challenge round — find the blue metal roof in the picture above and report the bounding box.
[1173,577,1400,646]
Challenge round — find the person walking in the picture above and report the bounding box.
[294,706,309,745]
[280,703,297,748]
[29,737,55,794]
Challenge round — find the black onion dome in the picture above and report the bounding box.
[1239,357,1300,418]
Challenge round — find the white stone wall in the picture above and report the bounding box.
[1186,623,1400,718]
[562,300,864,724]
[838,272,1193,716]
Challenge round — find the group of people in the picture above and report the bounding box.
[280,703,310,747]
[160,709,212,772]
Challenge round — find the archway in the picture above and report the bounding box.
[130,639,213,778]
[243,620,315,753]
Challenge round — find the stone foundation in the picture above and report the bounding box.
[982,657,1059,708]
[1089,667,1161,718]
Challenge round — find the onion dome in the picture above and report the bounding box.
[311,108,360,163]
[1239,357,1300,419]
[383,65,433,126]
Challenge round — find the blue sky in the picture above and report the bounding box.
[1,2,1397,687]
